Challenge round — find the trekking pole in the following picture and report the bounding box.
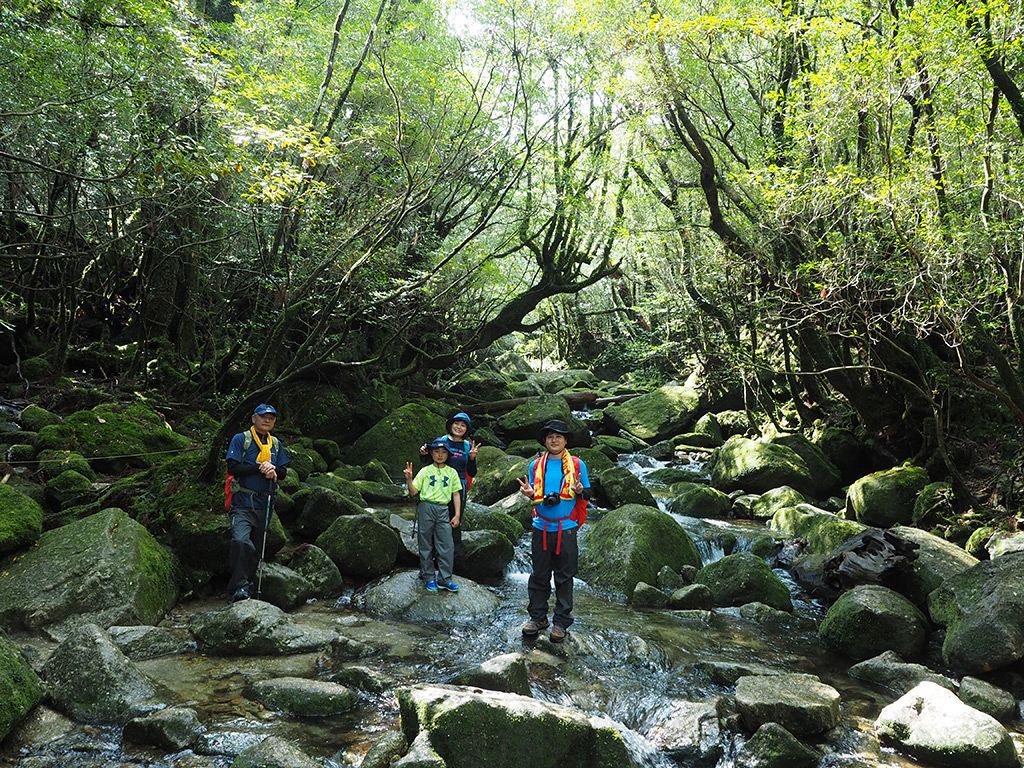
[256,480,275,600]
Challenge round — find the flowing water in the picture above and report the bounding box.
[2,452,1021,768]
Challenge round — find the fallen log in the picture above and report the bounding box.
[468,391,640,415]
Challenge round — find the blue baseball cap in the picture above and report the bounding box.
[253,404,277,416]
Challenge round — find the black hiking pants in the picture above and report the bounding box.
[527,526,578,629]
[228,499,271,595]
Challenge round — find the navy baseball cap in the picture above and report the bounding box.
[253,404,277,415]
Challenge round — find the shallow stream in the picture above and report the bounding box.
[2,452,1021,768]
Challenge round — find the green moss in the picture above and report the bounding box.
[36,403,192,473]
[45,469,94,507]
[0,485,44,557]
[38,449,95,480]
[18,404,61,431]
[0,631,45,741]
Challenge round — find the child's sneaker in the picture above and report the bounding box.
[440,581,459,592]
[426,580,438,592]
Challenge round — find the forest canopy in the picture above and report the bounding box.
[3,0,1024,508]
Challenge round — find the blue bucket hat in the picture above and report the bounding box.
[253,404,277,416]
[446,412,473,435]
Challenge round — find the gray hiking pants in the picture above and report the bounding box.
[418,500,454,583]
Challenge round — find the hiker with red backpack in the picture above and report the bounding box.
[517,419,591,643]
[224,404,289,603]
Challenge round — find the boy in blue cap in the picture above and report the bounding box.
[405,438,462,592]
[224,404,289,602]
[419,411,477,555]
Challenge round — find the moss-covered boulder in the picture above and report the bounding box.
[696,553,793,612]
[769,503,866,554]
[249,677,358,716]
[847,650,955,695]
[450,369,514,401]
[815,426,877,485]
[316,513,401,578]
[295,487,368,540]
[191,599,338,656]
[709,436,815,496]
[35,403,192,473]
[847,464,928,528]
[749,486,806,521]
[0,508,178,637]
[462,502,524,542]
[468,447,532,506]
[0,484,43,557]
[38,449,95,480]
[598,466,657,508]
[455,529,515,580]
[912,481,955,528]
[397,685,633,768]
[927,551,1024,674]
[18,403,62,431]
[886,525,979,605]
[45,468,94,508]
[818,585,930,660]
[767,433,841,497]
[603,382,703,442]
[277,383,353,441]
[735,674,840,736]
[734,722,819,768]
[667,482,731,518]
[233,735,323,768]
[344,404,446,482]
[578,504,702,595]
[42,623,161,724]
[287,544,344,598]
[364,571,500,624]
[0,630,45,741]
[496,394,591,446]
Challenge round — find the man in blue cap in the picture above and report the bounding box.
[224,404,290,602]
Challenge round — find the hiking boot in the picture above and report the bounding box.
[426,580,438,592]
[521,618,549,636]
[229,588,250,603]
[549,625,567,643]
[440,581,459,592]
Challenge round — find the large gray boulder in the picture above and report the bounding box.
[603,381,703,442]
[0,630,45,741]
[958,677,1019,723]
[364,571,499,624]
[123,707,205,751]
[316,513,401,578]
[449,653,531,696]
[255,562,316,611]
[461,502,523,542]
[709,437,815,496]
[41,623,161,724]
[232,735,323,768]
[735,674,841,735]
[295,487,368,540]
[847,464,928,528]
[249,677,358,716]
[887,525,978,605]
[397,685,635,768]
[928,551,1024,674]
[818,585,930,660]
[0,484,43,557]
[768,433,842,497]
[0,508,178,638]
[287,544,344,599]
[190,600,338,655]
[455,529,515,580]
[875,681,1018,768]
[645,700,722,767]
[695,553,792,612]
[578,504,702,595]
[847,650,955,695]
[344,404,446,482]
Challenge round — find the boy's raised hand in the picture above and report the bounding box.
[403,462,414,483]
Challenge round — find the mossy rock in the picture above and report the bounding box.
[496,394,590,446]
[304,473,367,504]
[750,486,806,521]
[579,504,703,594]
[278,383,354,441]
[0,630,45,741]
[462,503,523,541]
[819,585,930,660]
[35,403,192,473]
[45,469,94,508]
[770,503,866,554]
[598,466,657,508]
[38,449,95,481]
[709,436,814,496]
[667,482,731,519]
[913,482,955,528]
[0,484,44,557]
[696,552,793,611]
[312,439,341,466]
[603,383,703,442]
[848,464,929,528]
[345,404,446,482]
[570,447,615,475]
[285,446,321,481]
[648,467,707,485]
[5,444,36,465]
[18,404,61,431]
[316,514,401,578]
[767,433,841,497]
[20,356,53,379]
[468,448,533,506]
